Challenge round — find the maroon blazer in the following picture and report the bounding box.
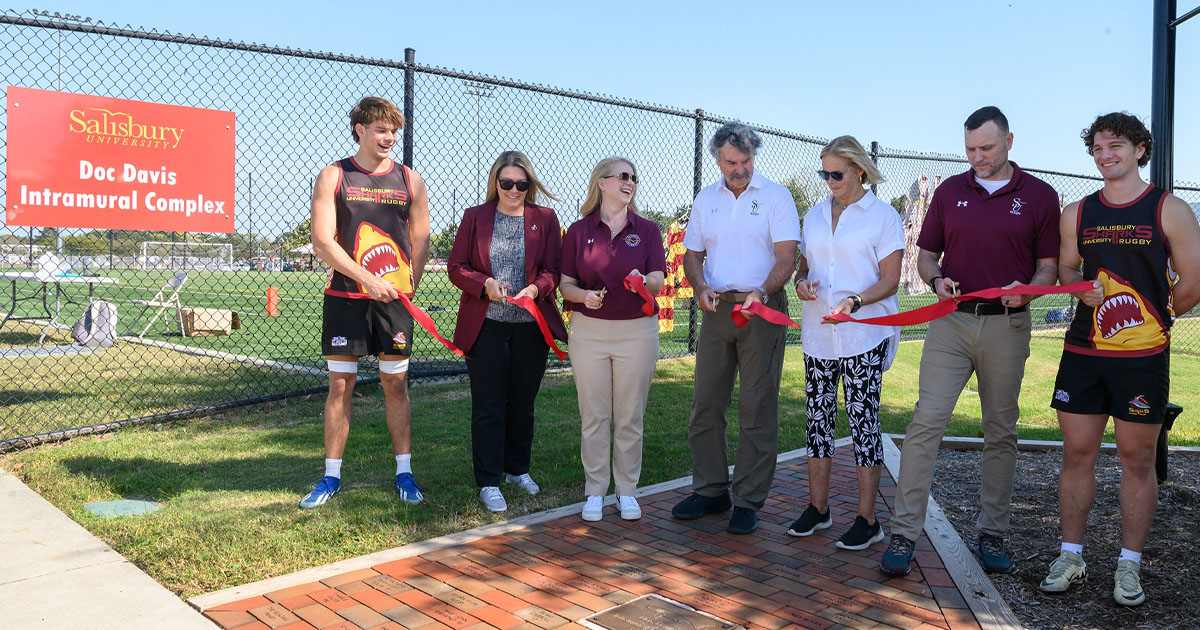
[447,201,568,353]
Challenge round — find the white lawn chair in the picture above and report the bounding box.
[130,272,189,339]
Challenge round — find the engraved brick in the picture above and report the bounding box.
[292,604,344,629]
[514,606,568,629]
[338,604,391,629]
[248,603,302,628]
[775,606,837,630]
[381,603,435,628]
[685,577,739,597]
[311,588,358,611]
[433,590,487,612]
[364,574,412,597]
[265,582,328,603]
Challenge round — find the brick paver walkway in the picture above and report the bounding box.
[201,449,983,630]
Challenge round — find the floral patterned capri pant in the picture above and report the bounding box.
[803,339,887,467]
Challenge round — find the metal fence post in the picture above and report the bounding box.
[688,108,704,354]
[403,47,415,169]
[869,141,880,196]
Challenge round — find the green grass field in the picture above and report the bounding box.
[3,334,1199,597]
[2,267,1197,444]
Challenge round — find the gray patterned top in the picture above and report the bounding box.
[486,210,534,322]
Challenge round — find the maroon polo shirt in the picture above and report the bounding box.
[916,162,1060,303]
[561,210,667,320]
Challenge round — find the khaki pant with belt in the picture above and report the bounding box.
[688,291,788,511]
[569,313,659,496]
[892,310,1032,541]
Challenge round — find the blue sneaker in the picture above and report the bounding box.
[299,476,340,509]
[395,472,424,504]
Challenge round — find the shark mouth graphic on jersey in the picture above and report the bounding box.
[353,221,413,295]
[1096,292,1143,339]
[1087,268,1166,351]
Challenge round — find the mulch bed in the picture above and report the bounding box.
[929,448,1200,630]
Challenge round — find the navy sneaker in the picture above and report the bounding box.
[787,504,832,537]
[671,491,732,520]
[975,533,1014,573]
[299,476,341,509]
[727,507,758,535]
[395,472,424,504]
[879,534,915,576]
[836,516,885,551]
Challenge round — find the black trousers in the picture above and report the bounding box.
[466,319,549,487]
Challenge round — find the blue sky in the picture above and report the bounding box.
[36,1,1200,183]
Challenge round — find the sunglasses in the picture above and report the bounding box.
[817,170,846,182]
[602,172,640,184]
[498,178,531,192]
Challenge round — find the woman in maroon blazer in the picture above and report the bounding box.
[448,150,566,513]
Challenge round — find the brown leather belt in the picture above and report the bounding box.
[717,291,754,303]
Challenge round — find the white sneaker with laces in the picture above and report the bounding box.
[480,486,507,512]
[582,495,604,522]
[617,495,641,520]
[505,473,540,495]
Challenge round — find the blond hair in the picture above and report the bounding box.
[820,136,884,186]
[580,156,640,217]
[484,151,558,206]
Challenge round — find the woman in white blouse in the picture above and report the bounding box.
[785,135,903,551]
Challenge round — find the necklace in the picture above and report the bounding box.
[831,191,866,211]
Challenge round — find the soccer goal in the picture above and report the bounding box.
[139,241,234,271]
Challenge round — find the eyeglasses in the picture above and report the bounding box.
[817,170,845,182]
[498,178,531,192]
[602,172,639,184]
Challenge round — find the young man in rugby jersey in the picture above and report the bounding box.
[1040,113,1200,606]
[301,96,431,508]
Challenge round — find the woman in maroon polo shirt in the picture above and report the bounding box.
[448,151,566,514]
[560,156,666,523]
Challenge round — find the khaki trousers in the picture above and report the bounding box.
[892,310,1032,541]
[568,313,659,496]
[688,291,788,511]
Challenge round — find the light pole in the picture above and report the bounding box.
[462,81,495,203]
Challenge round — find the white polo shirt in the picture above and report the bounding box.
[682,170,801,292]
[800,191,904,360]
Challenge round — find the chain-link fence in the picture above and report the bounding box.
[2,11,1197,449]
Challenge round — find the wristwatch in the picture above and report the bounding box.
[849,294,862,313]
[756,286,768,302]
[929,275,944,294]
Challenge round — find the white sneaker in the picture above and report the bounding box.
[617,495,641,520]
[480,486,507,512]
[505,473,540,495]
[582,495,604,522]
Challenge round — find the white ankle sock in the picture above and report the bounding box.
[1119,548,1142,564]
[1061,542,1083,555]
[395,453,412,475]
[324,458,342,479]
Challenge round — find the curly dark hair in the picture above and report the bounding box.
[1081,112,1152,167]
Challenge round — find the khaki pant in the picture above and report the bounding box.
[688,292,788,511]
[569,313,659,496]
[892,310,1032,541]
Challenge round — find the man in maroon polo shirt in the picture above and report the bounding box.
[880,106,1060,576]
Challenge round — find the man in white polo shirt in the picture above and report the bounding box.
[671,121,801,535]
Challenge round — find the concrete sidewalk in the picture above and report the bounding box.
[0,466,217,630]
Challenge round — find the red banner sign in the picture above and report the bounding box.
[5,87,236,233]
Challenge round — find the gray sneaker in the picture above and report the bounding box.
[1113,559,1145,606]
[1039,550,1087,593]
[505,473,540,495]
[480,486,507,512]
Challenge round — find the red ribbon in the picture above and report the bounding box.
[822,281,1094,326]
[506,295,569,360]
[396,292,467,358]
[624,274,656,316]
[731,301,801,328]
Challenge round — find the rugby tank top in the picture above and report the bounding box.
[1064,185,1175,357]
[324,157,415,299]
